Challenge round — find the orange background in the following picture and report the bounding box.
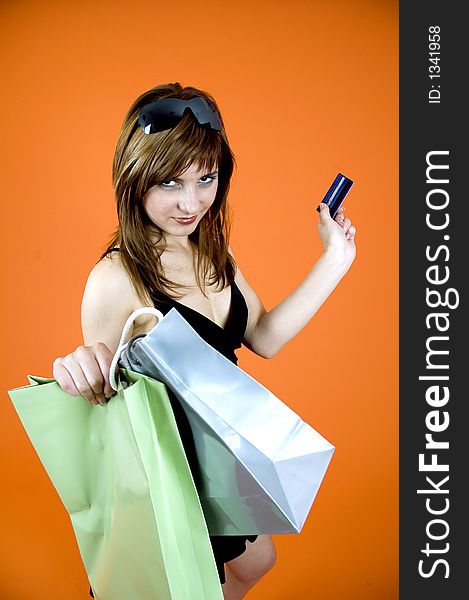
[0,1,398,598]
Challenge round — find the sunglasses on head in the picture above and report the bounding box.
[138,96,222,134]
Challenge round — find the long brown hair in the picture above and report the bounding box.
[101,82,236,303]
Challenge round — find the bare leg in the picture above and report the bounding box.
[221,535,277,600]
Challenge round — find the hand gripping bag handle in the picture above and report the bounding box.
[109,307,164,391]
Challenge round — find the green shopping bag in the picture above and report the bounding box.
[8,369,223,600]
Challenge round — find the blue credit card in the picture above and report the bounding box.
[316,173,354,219]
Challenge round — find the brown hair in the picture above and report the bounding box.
[101,82,236,303]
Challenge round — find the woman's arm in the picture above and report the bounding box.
[53,255,143,405]
[235,204,357,359]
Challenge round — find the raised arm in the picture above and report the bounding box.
[235,204,357,358]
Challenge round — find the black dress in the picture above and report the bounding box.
[153,281,258,584]
[90,256,257,597]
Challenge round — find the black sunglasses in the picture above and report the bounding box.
[138,97,222,134]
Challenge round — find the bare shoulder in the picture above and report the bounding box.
[84,253,137,304]
[81,253,144,351]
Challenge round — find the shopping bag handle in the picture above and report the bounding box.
[109,307,164,391]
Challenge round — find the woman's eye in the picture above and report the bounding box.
[159,175,217,188]
[200,175,216,184]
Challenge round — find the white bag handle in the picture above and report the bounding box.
[109,307,164,391]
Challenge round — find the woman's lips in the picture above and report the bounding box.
[173,215,197,225]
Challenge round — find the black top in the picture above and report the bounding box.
[152,281,248,365]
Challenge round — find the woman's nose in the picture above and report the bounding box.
[177,186,199,214]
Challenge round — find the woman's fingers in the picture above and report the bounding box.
[317,202,357,256]
[346,225,356,240]
[54,354,99,405]
[92,342,115,399]
[332,207,354,235]
[342,217,352,232]
[53,343,114,406]
[66,351,105,405]
[318,203,336,222]
[340,217,356,240]
[53,358,81,396]
[78,353,109,406]
[335,206,346,224]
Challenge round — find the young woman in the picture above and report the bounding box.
[53,82,357,599]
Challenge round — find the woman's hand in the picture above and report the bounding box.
[52,342,115,406]
[317,203,357,267]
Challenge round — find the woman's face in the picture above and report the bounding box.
[142,162,219,241]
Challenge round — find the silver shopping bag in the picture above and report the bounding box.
[110,307,335,535]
